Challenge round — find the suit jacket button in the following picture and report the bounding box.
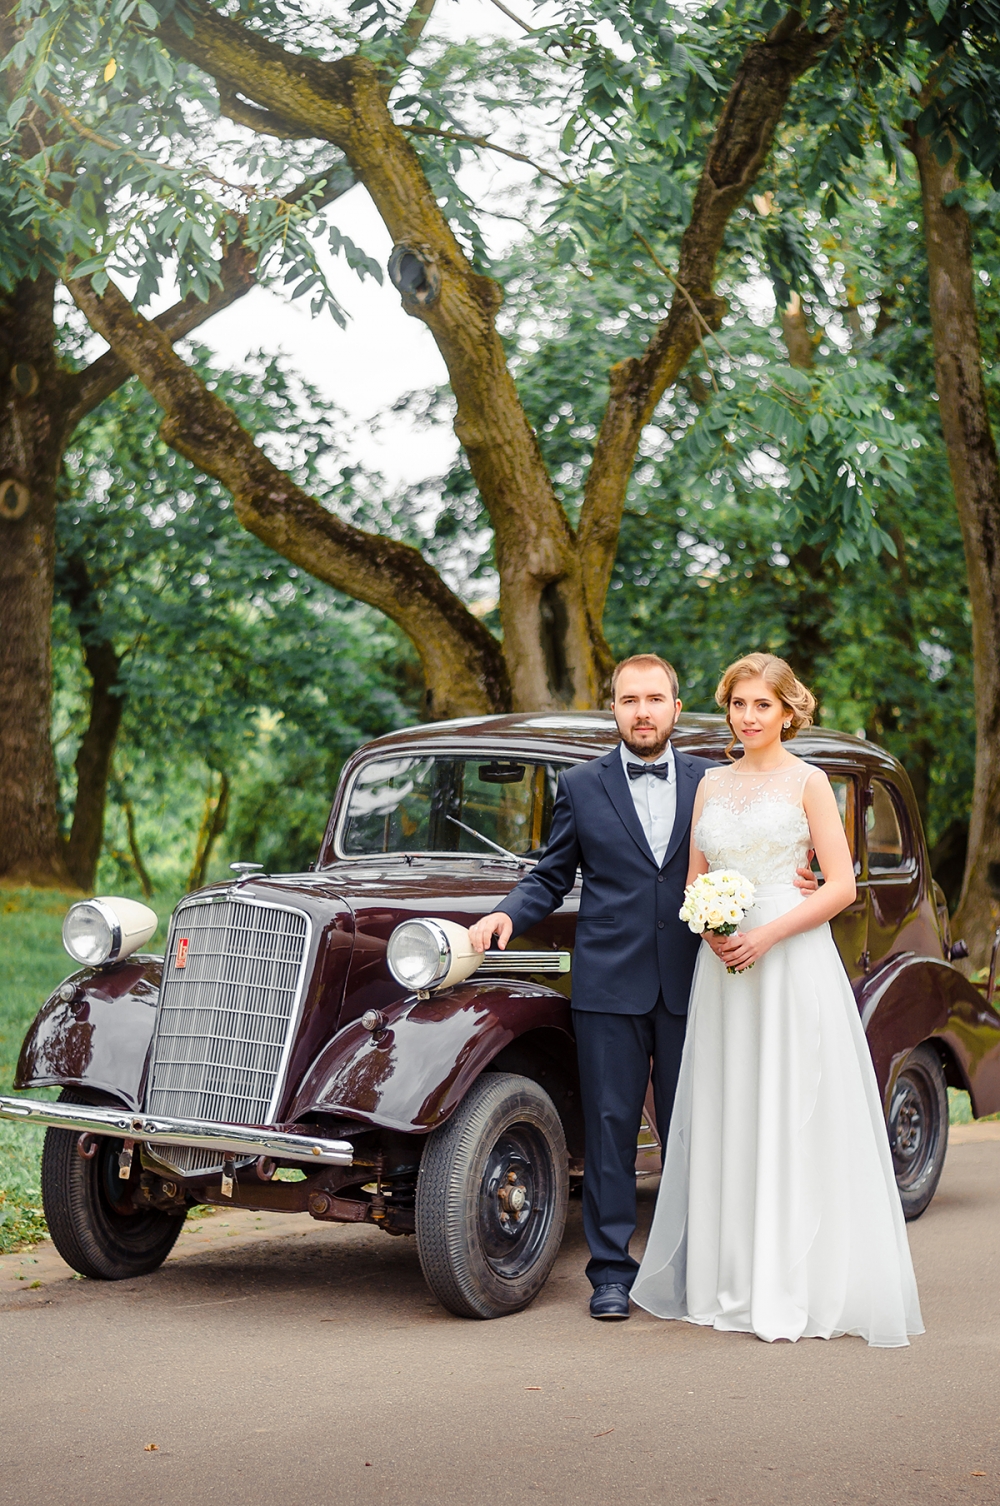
[657,875,664,882]
[657,920,665,929]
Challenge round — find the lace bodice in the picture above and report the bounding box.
[694,761,816,888]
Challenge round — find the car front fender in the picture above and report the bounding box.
[14,957,163,1111]
[858,952,1000,1117]
[290,981,575,1135]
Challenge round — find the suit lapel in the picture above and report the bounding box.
[598,749,658,867]
[660,751,701,871]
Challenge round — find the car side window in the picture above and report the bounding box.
[866,780,907,872]
[811,773,857,872]
[829,775,857,857]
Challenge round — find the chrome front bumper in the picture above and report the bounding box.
[0,1095,355,1167]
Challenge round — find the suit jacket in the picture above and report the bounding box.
[497,744,713,1015]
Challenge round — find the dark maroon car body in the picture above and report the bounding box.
[13,712,1000,1311]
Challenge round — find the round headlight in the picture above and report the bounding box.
[386,919,451,990]
[61,897,157,968]
[385,917,484,993]
[62,901,119,965]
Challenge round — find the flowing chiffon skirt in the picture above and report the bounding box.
[631,886,923,1347]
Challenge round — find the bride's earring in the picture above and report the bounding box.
[783,720,792,729]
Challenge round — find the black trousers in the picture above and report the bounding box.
[572,996,688,1289]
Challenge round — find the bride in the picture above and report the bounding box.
[630,653,923,1346]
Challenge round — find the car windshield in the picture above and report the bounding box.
[340,756,573,858]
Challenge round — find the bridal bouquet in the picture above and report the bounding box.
[679,870,756,973]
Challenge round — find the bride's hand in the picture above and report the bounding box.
[702,932,731,961]
[718,926,774,972]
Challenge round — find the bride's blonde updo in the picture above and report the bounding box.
[715,653,816,759]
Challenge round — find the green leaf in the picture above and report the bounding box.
[927,0,949,22]
[6,96,26,127]
[809,413,829,444]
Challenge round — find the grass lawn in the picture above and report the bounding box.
[0,887,994,1255]
[0,888,178,1254]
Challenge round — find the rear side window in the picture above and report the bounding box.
[828,775,858,860]
[866,781,907,872]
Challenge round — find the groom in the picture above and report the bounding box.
[470,654,814,1321]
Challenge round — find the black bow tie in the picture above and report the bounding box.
[627,761,671,780]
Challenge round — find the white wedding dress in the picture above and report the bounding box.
[631,760,923,1346]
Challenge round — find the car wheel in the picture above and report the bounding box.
[41,1089,186,1280]
[415,1071,568,1319]
[888,1044,948,1221]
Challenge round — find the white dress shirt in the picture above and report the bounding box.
[620,740,677,868]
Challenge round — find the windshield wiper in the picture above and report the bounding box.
[445,814,526,864]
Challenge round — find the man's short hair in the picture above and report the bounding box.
[611,654,679,701]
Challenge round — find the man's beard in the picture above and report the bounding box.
[622,729,670,761]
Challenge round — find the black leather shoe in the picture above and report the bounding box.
[589,1283,631,1320]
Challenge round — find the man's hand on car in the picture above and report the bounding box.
[469,912,514,952]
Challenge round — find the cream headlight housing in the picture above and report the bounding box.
[386,918,483,992]
[61,897,158,968]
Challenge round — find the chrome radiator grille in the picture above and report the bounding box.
[144,897,310,1174]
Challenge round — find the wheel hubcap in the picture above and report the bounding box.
[889,1069,935,1189]
[478,1124,554,1279]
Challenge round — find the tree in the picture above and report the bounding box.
[0,0,268,882]
[1,2,951,891]
[484,162,974,877]
[856,0,1000,963]
[908,128,1000,963]
[1,2,861,722]
[52,349,417,893]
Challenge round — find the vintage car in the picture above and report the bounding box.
[3,712,1000,1320]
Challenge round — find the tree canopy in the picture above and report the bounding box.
[2,0,1000,959]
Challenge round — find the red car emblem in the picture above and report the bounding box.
[175,937,190,969]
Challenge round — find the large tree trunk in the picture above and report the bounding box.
[911,129,1000,966]
[0,277,74,886]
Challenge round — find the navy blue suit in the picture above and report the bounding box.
[497,743,712,1287]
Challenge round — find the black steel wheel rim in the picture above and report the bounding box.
[477,1123,554,1279]
[889,1067,936,1189]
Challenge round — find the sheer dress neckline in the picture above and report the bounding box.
[695,759,816,888]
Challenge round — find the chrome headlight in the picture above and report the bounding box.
[386,918,482,992]
[62,897,157,967]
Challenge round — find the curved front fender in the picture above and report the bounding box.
[858,952,1000,1117]
[290,982,575,1134]
[14,957,163,1111]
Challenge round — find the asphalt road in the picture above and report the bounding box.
[2,1129,999,1506]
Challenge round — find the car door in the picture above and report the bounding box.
[824,771,870,981]
[864,777,921,966]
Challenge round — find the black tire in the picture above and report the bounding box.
[888,1044,949,1221]
[415,1071,568,1319]
[41,1090,185,1280]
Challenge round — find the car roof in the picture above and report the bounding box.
[355,711,903,778]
